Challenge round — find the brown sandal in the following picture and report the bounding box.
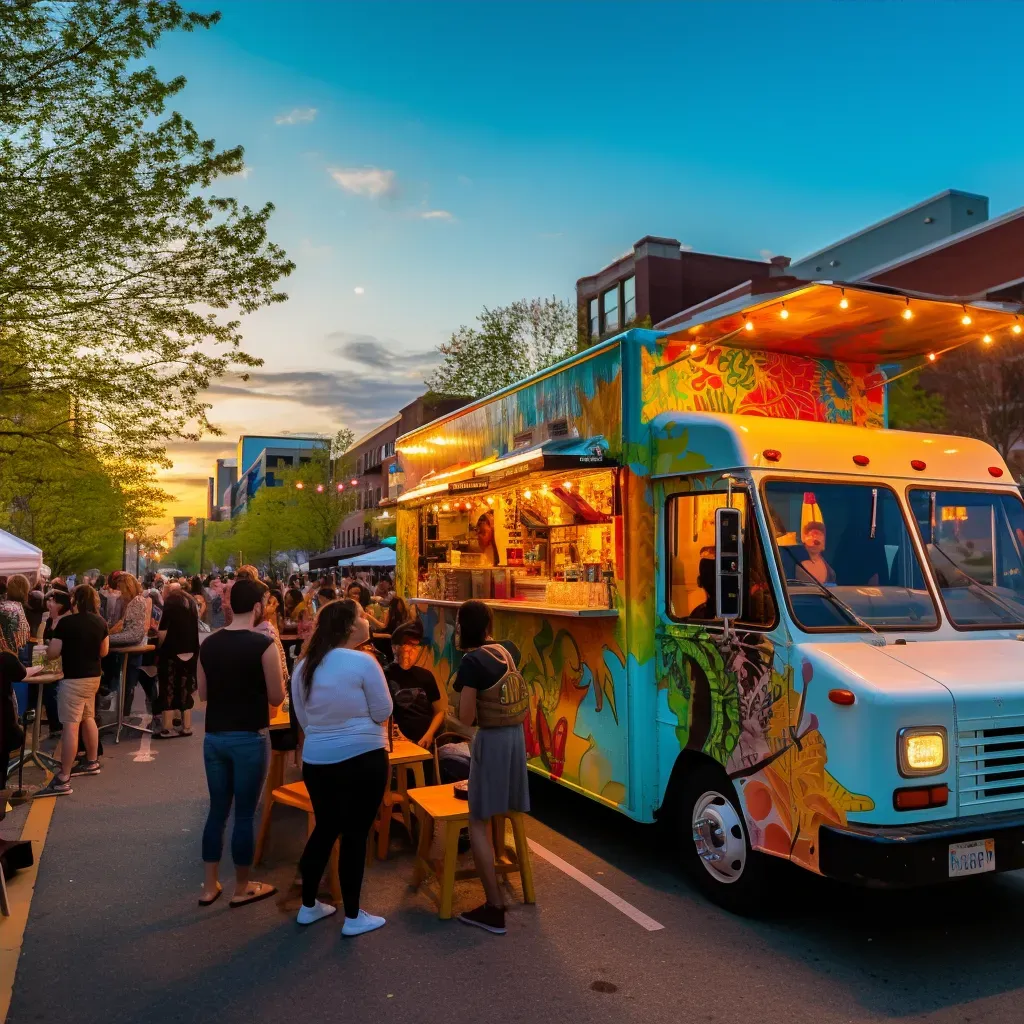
[229,881,277,908]
[198,884,222,906]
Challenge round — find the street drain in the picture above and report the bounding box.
[591,981,618,994]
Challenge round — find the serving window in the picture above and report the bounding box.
[415,469,620,609]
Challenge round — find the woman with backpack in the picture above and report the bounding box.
[453,599,530,936]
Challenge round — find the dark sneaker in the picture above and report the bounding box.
[36,775,72,798]
[457,903,506,935]
[70,760,100,777]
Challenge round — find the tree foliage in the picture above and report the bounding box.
[427,297,577,398]
[887,377,946,432]
[918,347,1024,463]
[0,0,293,464]
[0,1,294,563]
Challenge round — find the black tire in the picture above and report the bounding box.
[675,762,770,915]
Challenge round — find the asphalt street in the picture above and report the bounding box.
[7,701,1024,1024]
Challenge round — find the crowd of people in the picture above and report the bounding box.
[0,561,529,937]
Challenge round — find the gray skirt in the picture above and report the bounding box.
[468,724,530,821]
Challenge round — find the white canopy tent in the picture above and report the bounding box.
[0,529,43,577]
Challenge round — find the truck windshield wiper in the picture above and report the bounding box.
[926,540,1024,625]
[778,545,883,639]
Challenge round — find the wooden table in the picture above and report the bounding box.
[372,738,432,859]
[103,643,155,743]
[409,783,535,919]
[7,670,62,780]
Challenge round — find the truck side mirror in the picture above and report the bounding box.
[715,507,743,620]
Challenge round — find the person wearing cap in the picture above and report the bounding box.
[384,621,445,749]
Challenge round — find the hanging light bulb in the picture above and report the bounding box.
[839,289,849,310]
[961,306,972,326]
[927,352,937,362]
[744,319,754,332]
[562,480,573,491]
[779,303,789,320]
[902,298,913,320]
[523,489,532,499]
[316,484,324,493]
[983,334,993,345]
[688,342,698,353]
[295,481,304,490]
[486,497,494,506]
[1013,321,1022,335]
[336,483,344,491]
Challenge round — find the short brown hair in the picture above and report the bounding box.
[6,574,29,604]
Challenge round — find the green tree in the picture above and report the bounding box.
[0,0,293,472]
[887,376,946,431]
[428,297,576,397]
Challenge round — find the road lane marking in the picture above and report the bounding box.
[526,839,664,932]
[133,730,154,762]
[0,795,56,1021]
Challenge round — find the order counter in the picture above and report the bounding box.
[409,596,619,619]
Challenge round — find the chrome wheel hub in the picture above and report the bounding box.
[691,790,746,884]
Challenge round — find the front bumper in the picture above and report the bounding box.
[819,809,1024,887]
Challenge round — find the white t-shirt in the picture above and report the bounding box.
[291,647,393,764]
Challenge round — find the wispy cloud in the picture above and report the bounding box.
[330,332,440,374]
[416,209,453,221]
[275,106,318,125]
[328,166,398,198]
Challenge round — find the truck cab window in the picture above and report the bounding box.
[908,488,1024,628]
[666,490,776,628]
[764,480,938,631]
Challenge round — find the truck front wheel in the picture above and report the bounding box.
[676,764,769,914]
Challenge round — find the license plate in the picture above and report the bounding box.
[948,838,995,878]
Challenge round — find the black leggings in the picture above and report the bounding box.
[299,748,388,917]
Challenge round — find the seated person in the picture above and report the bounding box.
[797,521,835,585]
[689,548,717,619]
[384,621,446,749]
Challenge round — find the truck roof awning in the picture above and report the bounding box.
[476,436,616,479]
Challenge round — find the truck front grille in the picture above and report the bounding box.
[958,717,1024,813]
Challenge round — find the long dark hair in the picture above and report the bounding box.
[299,599,357,697]
[384,595,409,634]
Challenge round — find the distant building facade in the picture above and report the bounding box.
[332,394,471,557]
[230,436,327,517]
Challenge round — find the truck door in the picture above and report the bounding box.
[654,475,789,805]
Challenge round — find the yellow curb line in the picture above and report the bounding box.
[0,798,56,1023]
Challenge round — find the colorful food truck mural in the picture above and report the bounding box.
[394,282,1024,910]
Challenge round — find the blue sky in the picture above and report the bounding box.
[154,0,1024,517]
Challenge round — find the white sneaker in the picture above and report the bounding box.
[341,909,386,937]
[296,900,337,926]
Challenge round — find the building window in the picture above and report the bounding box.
[665,490,776,628]
[603,287,619,334]
[623,276,636,324]
[589,298,599,338]
[385,441,395,458]
[376,486,382,506]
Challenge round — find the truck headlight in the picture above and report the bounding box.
[898,727,948,777]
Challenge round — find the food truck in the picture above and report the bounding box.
[393,282,1024,910]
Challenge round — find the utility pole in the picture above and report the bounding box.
[199,517,207,575]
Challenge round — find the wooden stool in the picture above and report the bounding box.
[409,784,535,920]
[254,781,342,904]
[371,739,431,860]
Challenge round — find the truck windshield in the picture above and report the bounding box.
[763,480,938,631]
[908,489,1024,628]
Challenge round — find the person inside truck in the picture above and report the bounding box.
[797,521,836,585]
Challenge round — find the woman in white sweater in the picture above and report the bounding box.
[291,599,393,936]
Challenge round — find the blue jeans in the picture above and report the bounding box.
[202,731,269,866]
